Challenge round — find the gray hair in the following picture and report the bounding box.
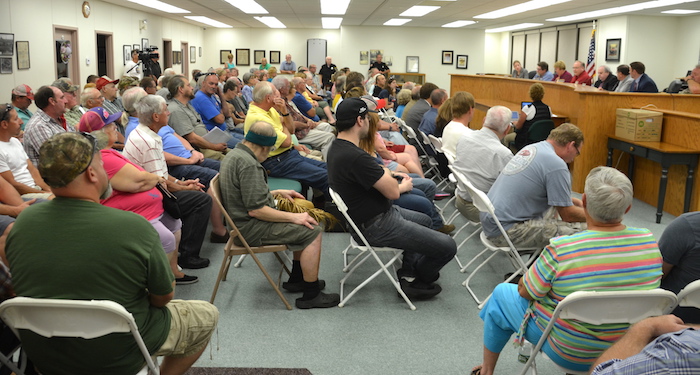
[80,88,100,107]
[599,65,611,74]
[242,72,255,85]
[291,77,304,88]
[91,128,111,150]
[403,82,415,92]
[483,106,512,133]
[252,81,274,103]
[122,87,148,116]
[135,94,166,127]
[584,166,633,223]
[271,76,289,92]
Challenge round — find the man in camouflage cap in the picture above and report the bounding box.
[51,78,81,129]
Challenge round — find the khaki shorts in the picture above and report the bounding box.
[488,207,586,250]
[154,300,219,358]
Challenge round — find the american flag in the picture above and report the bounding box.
[586,28,596,78]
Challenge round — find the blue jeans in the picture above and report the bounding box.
[261,149,329,195]
[362,206,456,284]
[226,131,245,149]
[168,158,220,190]
[393,188,442,229]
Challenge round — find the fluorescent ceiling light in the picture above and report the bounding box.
[254,16,286,28]
[661,8,700,13]
[126,0,189,13]
[321,0,351,15]
[442,20,477,27]
[384,18,412,26]
[485,23,542,32]
[547,0,699,22]
[225,0,268,14]
[322,17,343,29]
[475,0,571,19]
[184,16,232,28]
[400,6,440,17]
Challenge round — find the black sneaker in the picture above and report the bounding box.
[399,278,442,300]
[282,279,326,293]
[295,292,340,309]
[210,231,230,243]
[179,256,210,269]
[176,275,199,285]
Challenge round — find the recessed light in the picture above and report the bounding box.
[127,0,189,13]
[475,0,571,19]
[254,16,286,28]
[322,17,343,29]
[442,20,477,28]
[184,16,232,28]
[225,0,268,14]
[384,18,412,26]
[400,6,440,17]
[547,0,699,22]
[661,8,700,13]
[321,0,351,15]
[485,23,543,33]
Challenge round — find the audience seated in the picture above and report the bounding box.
[482,123,586,250]
[440,91,475,153]
[241,72,258,103]
[23,86,73,166]
[378,78,398,110]
[472,166,663,375]
[505,82,552,152]
[453,106,513,222]
[190,72,244,149]
[51,79,82,130]
[404,82,438,133]
[123,87,148,140]
[98,76,124,115]
[11,84,34,129]
[418,89,447,136]
[139,76,158,95]
[395,89,411,118]
[433,96,452,138]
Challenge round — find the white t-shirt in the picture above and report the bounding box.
[124,60,143,80]
[0,138,36,187]
[442,120,473,157]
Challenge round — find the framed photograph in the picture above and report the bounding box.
[141,38,149,50]
[442,50,453,65]
[456,54,468,69]
[360,51,368,65]
[369,49,383,64]
[236,48,249,66]
[406,56,419,73]
[133,44,140,51]
[254,50,265,65]
[385,56,393,67]
[0,33,14,56]
[606,38,621,62]
[199,46,202,57]
[220,49,231,65]
[0,58,11,74]
[15,41,29,70]
[123,45,131,66]
[269,50,280,64]
[190,46,196,63]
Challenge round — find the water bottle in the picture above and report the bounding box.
[518,341,533,363]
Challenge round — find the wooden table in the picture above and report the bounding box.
[474,99,568,125]
[607,135,700,223]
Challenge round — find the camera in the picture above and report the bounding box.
[139,46,161,78]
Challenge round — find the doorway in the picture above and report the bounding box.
[96,32,114,78]
[163,39,172,69]
[54,27,79,81]
[181,42,189,76]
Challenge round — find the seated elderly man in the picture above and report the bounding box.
[220,121,339,309]
[471,166,663,375]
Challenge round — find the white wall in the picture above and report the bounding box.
[625,15,680,87]
[0,0,204,103]
[483,32,510,73]
[202,25,486,91]
[673,15,700,73]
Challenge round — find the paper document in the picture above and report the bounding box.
[202,127,233,144]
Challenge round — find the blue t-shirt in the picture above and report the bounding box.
[190,91,224,131]
[158,125,192,158]
[124,116,139,141]
[291,92,320,121]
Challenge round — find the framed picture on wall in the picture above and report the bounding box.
[133,44,140,51]
[236,48,249,66]
[606,38,621,62]
[123,45,131,66]
[369,49,383,64]
[270,50,280,64]
[190,46,196,63]
[16,41,29,70]
[254,50,265,65]
[0,34,14,56]
[220,49,231,65]
[442,50,453,65]
[406,56,419,73]
[141,38,149,50]
[0,57,11,74]
[360,51,369,65]
[456,54,468,69]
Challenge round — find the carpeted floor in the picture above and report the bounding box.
[185,368,312,375]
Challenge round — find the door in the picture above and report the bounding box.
[96,32,114,78]
[54,27,79,81]
[181,42,188,76]
[163,40,172,69]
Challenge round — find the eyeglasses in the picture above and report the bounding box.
[77,132,98,175]
[575,144,581,156]
[0,104,12,121]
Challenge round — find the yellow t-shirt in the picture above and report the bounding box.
[244,104,289,157]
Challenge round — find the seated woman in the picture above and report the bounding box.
[395,89,412,118]
[471,167,663,375]
[378,78,398,110]
[551,60,573,82]
[504,82,552,152]
[511,60,528,79]
[434,97,453,138]
[80,110,197,284]
[368,112,423,177]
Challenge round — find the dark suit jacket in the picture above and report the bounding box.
[629,74,659,93]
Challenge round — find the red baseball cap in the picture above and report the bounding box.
[12,84,34,100]
[96,76,119,91]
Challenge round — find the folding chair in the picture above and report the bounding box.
[427,134,451,190]
[0,297,161,375]
[519,289,678,375]
[396,121,440,180]
[446,168,483,272]
[0,321,26,375]
[455,172,539,308]
[674,279,700,309]
[328,188,416,310]
[209,175,293,310]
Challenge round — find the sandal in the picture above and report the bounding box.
[470,366,482,375]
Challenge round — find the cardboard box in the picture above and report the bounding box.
[615,109,663,142]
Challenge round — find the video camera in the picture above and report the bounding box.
[138,46,159,62]
[139,46,161,78]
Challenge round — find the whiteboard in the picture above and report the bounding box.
[307,39,327,68]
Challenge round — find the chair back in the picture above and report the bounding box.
[428,134,444,153]
[328,188,373,249]
[528,70,537,79]
[526,119,554,143]
[676,279,700,309]
[211,175,252,250]
[0,297,159,374]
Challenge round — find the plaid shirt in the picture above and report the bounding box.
[64,106,86,129]
[23,109,74,165]
[103,98,124,115]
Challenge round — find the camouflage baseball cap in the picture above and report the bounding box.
[51,78,79,94]
[38,132,97,188]
[118,76,139,93]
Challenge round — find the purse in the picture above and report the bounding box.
[155,183,182,219]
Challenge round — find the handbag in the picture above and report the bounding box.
[155,183,182,219]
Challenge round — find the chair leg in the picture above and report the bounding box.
[247,251,293,310]
[210,254,233,304]
[233,254,246,268]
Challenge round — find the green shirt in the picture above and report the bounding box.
[7,197,174,375]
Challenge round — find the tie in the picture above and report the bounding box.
[633,81,638,91]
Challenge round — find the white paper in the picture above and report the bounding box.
[202,127,233,144]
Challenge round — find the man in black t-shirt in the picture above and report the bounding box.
[327,98,456,300]
[370,54,390,75]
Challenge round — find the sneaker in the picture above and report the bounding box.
[210,231,230,243]
[176,274,199,285]
[295,291,340,309]
[437,224,456,234]
[282,279,326,293]
[179,256,210,269]
[399,278,442,300]
[434,190,451,200]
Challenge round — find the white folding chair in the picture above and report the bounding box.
[397,121,440,180]
[674,279,700,309]
[328,188,416,310]
[0,297,160,375]
[446,168,483,271]
[0,330,26,375]
[427,134,451,190]
[455,172,539,308]
[519,289,678,375]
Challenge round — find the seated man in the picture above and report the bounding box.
[658,211,700,323]
[681,64,700,94]
[0,105,53,199]
[220,121,339,309]
[570,60,592,85]
[158,123,220,189]
[327,98,456,300]
[614,64,634,93]
[628,61,658,93]
[481,123,586,249]
[532,61,554,81]
[472,167,663,375]
[417,89,447,136]
[453,106,513,223]
[190,72,243,149]
[7,132,218,375]
[591,315,698,375]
